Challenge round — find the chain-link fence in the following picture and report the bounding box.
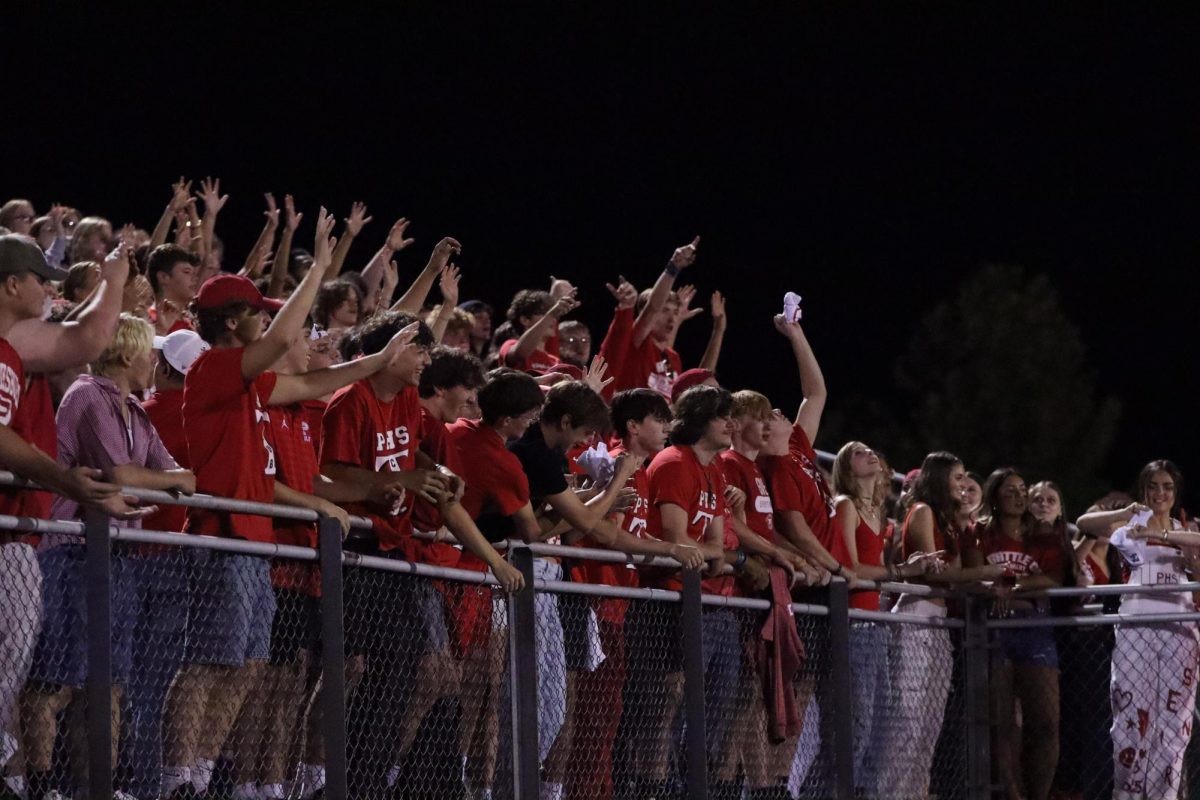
[12,483,1200,800]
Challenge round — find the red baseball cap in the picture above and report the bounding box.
[546,363,585,380]
[195,274,284,312]
[671,368,716,404]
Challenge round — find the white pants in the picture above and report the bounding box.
[1111,623,1200,800]
[0,542,42,736]
[879,600,952,800]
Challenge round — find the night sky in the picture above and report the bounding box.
[7,6,1199,504]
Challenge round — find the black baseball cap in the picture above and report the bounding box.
[0,234,68,281]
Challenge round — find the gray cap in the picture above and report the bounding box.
[0,234,69,282]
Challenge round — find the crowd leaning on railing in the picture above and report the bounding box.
[0,187,1194,800]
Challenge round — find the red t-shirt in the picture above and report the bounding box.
[0,340,47,524]
[597,307,634,401]
[719,449,775,543]
[270,403,320,594]
[499,338,559,375]
[320,380,422,556]
[573,446,647,588]
[142,388,188,535]
[448,418,530,569]
[760,424,847,563]
[301,399,327,456]
[614,335,682,398]
[977,528,1065,578]
[646,445,733,595]
[414,406,462,567]
[183,347,279,542]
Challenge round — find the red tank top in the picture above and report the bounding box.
[851,512,887,611]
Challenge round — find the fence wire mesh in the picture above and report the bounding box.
[28,518,1200,800]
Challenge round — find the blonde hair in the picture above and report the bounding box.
[426,305,476,337]
[91,313,153,378]
[730,389,772,421]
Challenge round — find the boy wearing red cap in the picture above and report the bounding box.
[161,210,419,799]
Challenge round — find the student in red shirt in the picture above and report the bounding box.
[447,368,547,799]
[831,440,938,797]
[607,237,698,397]
[565,388,673,799]
[525,382,705,800]
[626,385,738,797]
[499,289,577,375]
[146,243,200,335]
[163,210,415,799]
[392,346,525,787]
[757,314,850,578]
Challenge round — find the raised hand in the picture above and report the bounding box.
[549,276,577,301]
[312,207,338,271]
[670,235,700,269]
[169,177,192,213]
[439,264,461,307]
[263,193,280,228]
[675,285,704,322]
[344,202,373,237]
[197,176,228,214]
[584,354,614,395]
[773,312,803,339]
[385,218,415,252]
[117,223,140,246]
[548,291,581,319]
[101,241,134,285]
[429,237,462,272]
[379,259,400,306]
[122,274,154,318]
[605,275,638,310]
[711,290,726,323]
[380,321,421,363]
[283,194,302,232]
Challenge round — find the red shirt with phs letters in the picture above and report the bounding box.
[646,445,733,595]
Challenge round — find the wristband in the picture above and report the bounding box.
[734,549,747,568]
[664,262,679,278]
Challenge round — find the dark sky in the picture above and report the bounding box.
[6,6,1199,501]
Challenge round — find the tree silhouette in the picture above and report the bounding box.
[887,264,1121,506]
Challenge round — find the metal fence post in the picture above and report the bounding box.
[962,593,992,800]
[828,578,855,800]
[84,509,113,800]
[507,546,539,799]
[318,517,348,800]
[681,569,708,799]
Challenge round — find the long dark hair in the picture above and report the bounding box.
[978,467,1034,540]
[908,451,963,536]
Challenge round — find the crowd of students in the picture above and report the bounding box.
[0,187,1194,800]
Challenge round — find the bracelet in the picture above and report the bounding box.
[664,262,679,278]
[734,549,747,568]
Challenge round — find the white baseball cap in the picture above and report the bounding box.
[152,330,209,375]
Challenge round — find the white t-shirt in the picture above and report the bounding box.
[1110,520,1193,613]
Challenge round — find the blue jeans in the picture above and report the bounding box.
[119,552,189,799]
[849,622,891,792]
[700,607,740,767]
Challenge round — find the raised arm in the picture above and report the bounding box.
[428,265,461,343]
[505,293,579,366]
[330,202,372,276]
[361,217,415,302]
[197,176,228,265]
[774,314,827,444]
[266,195,302,299]
[150,178,191,250]
[1077,502,1147,537]
[697,290,727,372]
[241,207,337,380]
[9,243,129,372]
[633,236,698,346]
[268,322,420,406]
[392,236,460,313]
[239,193,280,279]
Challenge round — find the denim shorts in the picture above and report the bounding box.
[997,618,1059,668]
[29,544,137,688]
[184,549,276,667]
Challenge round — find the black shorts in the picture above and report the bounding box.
[559,592,592,672]
[623,598,683,676]
[269,588,320,665]
[343,559,425,659]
